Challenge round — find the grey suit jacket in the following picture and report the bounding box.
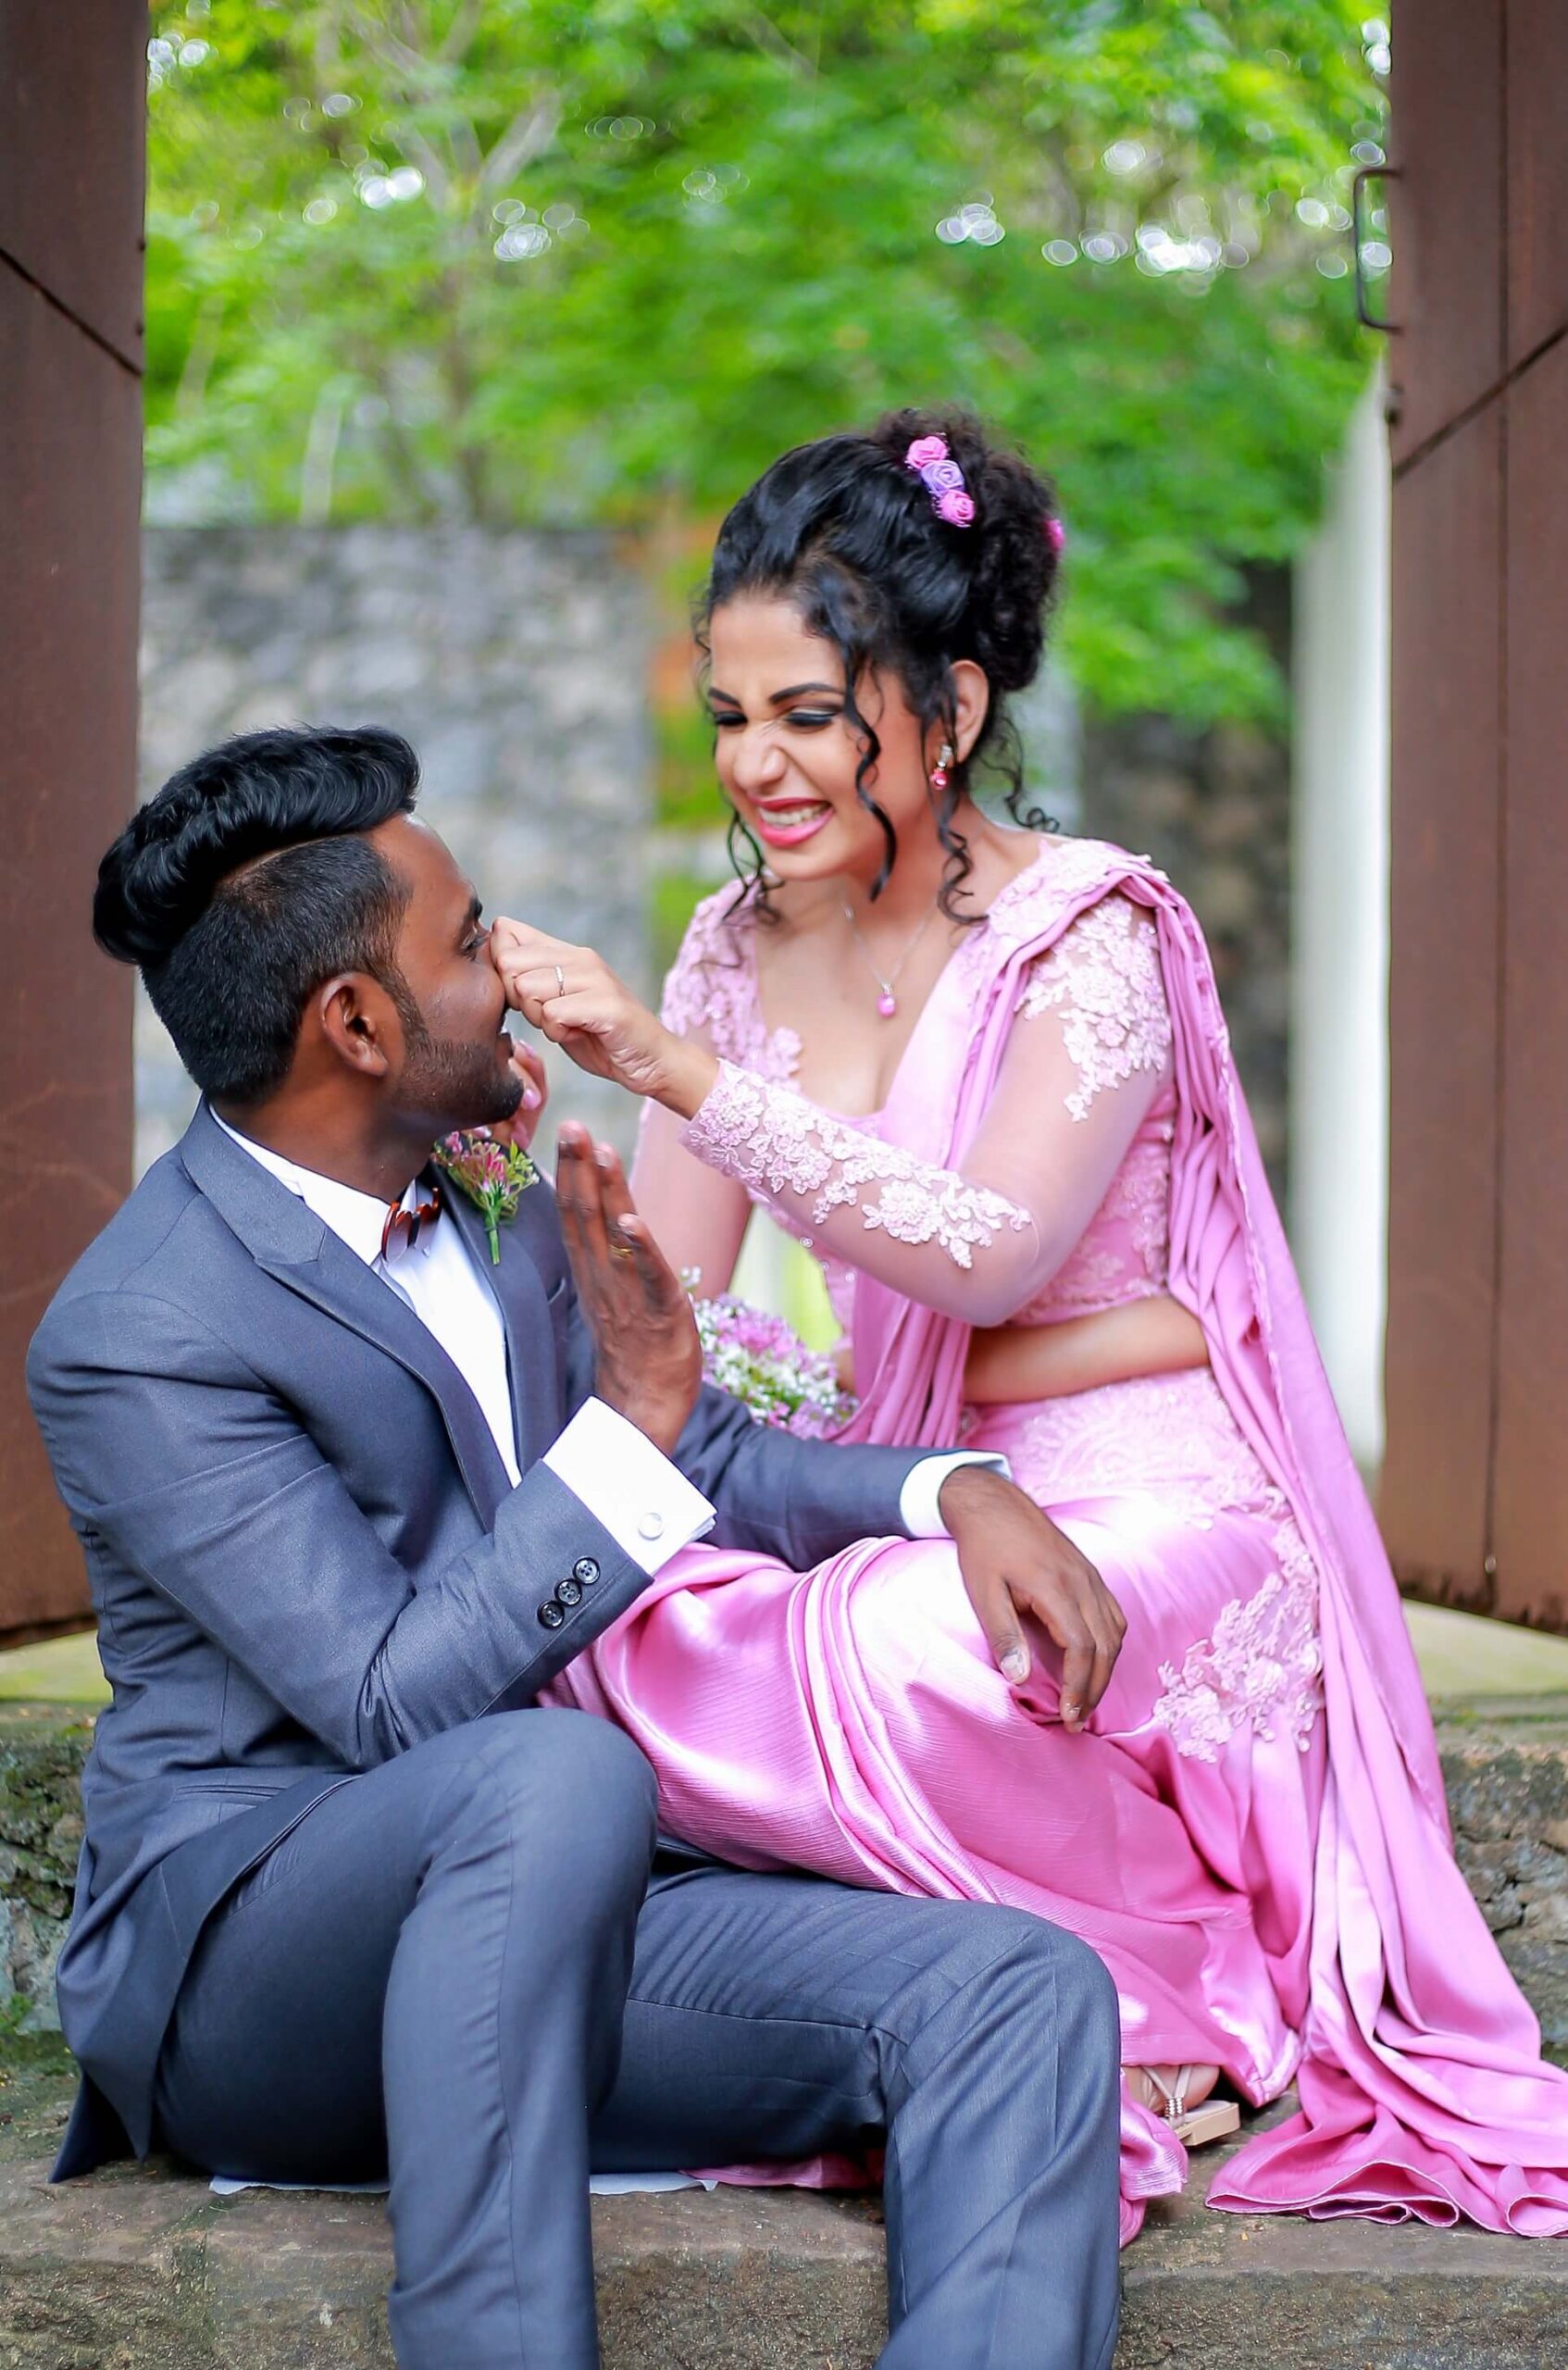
[27,1102,927,2177]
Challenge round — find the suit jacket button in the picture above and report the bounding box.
[572,1557,601,1587]
[538,1601,566,1629]
[555,1577,583,1607]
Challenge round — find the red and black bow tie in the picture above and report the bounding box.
[380,1186,443,1262]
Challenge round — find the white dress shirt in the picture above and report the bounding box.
[214,1116,1000,1565]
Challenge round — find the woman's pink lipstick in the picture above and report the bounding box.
[752,801,834,849]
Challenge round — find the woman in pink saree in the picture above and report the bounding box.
[495,409,1568,2243]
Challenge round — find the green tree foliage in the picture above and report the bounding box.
[145,2,1388,720]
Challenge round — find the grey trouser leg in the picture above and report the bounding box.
[153,1710,659,2370]
[156,1724,1120,2370]
[601,1865,1122,2370]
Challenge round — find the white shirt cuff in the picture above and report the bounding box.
[543,1398,716,1577]
[898,1451,1011,1540]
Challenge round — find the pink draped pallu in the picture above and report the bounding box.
[555,846,1568,2242]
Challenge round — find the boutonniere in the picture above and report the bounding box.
[432,1131,538,1266]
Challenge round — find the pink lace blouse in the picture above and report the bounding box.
[639,853,1177,1333]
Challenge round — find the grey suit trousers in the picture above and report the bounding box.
[152,1710,1121,2370]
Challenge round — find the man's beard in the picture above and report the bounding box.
[392,983,523,1134]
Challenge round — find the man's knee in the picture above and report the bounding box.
[426,1710,657,1881]
[900,1903,1119,2064]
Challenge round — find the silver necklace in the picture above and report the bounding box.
[841,897,941,1019]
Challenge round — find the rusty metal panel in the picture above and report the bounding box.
[1491,337,1568,1628]
[1388,0,1504,465]
[0,0,147,368]
[1506,0,1568,366]
[1381,403,1502,1608]
[0,264,141,1639]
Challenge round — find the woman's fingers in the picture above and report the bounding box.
[492,917,579,974]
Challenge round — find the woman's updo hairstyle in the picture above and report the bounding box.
[698,405,1063,917]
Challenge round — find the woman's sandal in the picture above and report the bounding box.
[1131,2064,1240,2149]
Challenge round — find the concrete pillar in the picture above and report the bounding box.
[1289,369,1391,1474]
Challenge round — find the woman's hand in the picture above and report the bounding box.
[937,1464,1126,1731]
[490,921,718,1118]
[488,1037,549,1154]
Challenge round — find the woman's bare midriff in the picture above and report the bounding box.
[962,1294,1209,1405]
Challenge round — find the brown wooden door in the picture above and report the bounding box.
[1383,0,1568,1629]
[0,6,144,1641]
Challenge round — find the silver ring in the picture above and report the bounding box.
[553,964,566,998]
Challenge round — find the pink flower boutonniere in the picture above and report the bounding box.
[432,1131,538,1265]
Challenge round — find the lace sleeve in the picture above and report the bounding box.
[678,890,1174,1327]
[1014,893,1172,1119]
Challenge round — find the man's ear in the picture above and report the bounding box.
[316,974,396,1079]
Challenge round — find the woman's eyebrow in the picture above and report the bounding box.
[706,681,842,708]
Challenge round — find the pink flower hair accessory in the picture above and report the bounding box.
[904,433,975,528]
[1045,516,1066,555]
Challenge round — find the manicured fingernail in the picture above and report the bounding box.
[1063,1698,1082,1724]
[523,1086,541,1109]
[1001,1648,1029,1685]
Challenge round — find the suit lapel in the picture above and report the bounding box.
[180,1104,512,1527]
[440,1176,561,1466]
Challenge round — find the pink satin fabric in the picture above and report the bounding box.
[554,843,1568,2242]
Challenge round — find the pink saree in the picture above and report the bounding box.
[554,840,1568,2243]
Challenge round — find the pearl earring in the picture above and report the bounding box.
[929,742,955,792]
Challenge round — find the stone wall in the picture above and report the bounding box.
[135,525,653,1174]
[0,1712,86,2034]
[1080,710,1291,1194]
[134,529,1290,1193]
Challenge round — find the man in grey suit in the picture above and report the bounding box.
[28,726,1126,2369]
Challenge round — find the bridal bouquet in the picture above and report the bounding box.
[682,1276,856,1440]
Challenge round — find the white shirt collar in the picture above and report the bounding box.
[212,1109,420,1269]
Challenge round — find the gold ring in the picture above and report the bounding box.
[609,1243,634,1261]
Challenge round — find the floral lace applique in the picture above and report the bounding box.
[957,836,1158,959]
[1151,1511,1324,1764]
[660,888,802,1085]
[1015,894,1173,1122]
[1005,1369,1270,1516]
[684,1061,1034,1270]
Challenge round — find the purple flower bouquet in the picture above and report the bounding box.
[683,1277,856,1439]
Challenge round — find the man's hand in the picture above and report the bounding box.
[937,1465,1126,1731]
[555,1123,702,1457]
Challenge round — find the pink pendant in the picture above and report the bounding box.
[877,992,898,1018]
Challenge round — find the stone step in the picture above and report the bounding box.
[10,1695,1568,2051]
[6,1689,1568,2365]
[3,2046,1568,2369]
